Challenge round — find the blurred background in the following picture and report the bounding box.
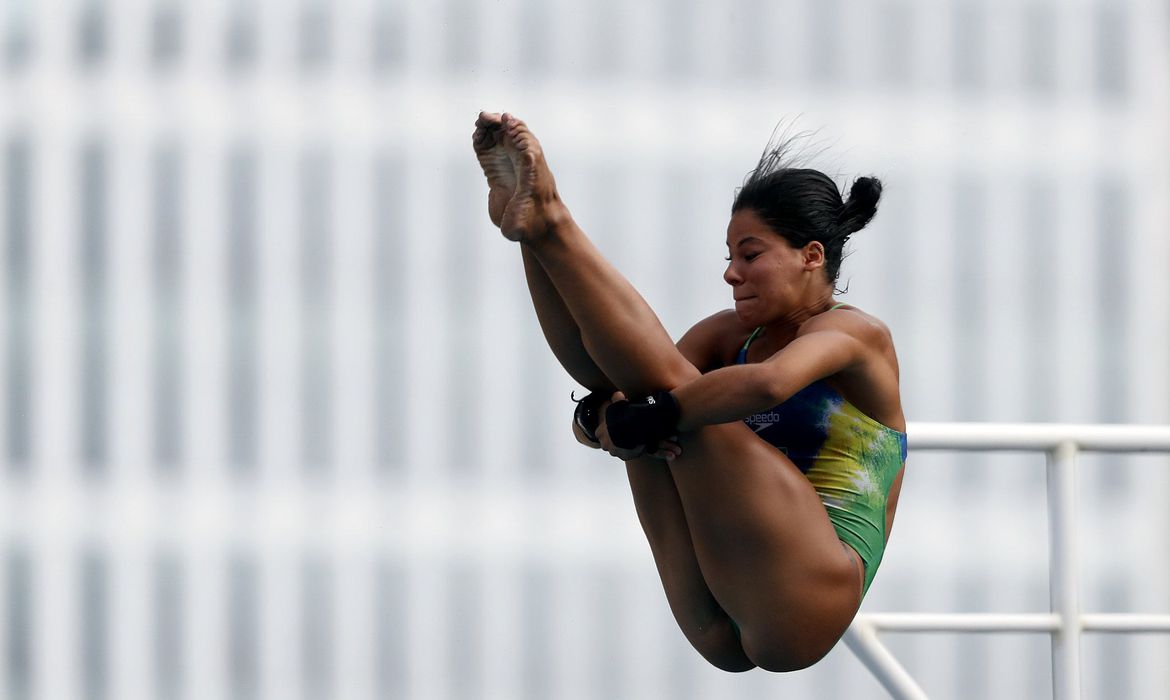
[1,0,1168,698]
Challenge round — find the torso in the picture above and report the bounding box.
[688,304,907,546]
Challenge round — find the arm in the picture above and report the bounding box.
[671,328,868,432]
[570,311,728,454]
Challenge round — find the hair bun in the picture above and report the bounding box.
[837,176,882,235]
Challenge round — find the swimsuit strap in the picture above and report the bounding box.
[736,326,765,365]
[737,304,848,364]
[740,326,764,353]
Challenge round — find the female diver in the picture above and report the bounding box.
[472,112,906,673]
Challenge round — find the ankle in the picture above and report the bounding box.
[544,197,573,233]
[526,199,575,246]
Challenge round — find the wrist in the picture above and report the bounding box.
[605,390,680,450]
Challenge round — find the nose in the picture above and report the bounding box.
[724,261,741,286]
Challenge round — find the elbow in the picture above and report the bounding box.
[758,372,793,409]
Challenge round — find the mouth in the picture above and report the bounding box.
[734,296,756,302]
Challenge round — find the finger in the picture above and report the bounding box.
[597,427,615,454]
[621,446,647,460]
[656,442,681,460]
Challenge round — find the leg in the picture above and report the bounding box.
[521,240,749,668]
[478,124,738,611]
[477,112,690,397]
[521,246,615,392]
[475,112,613,392]
[666,424,862,670]
[497,115,862,670]
[476,113,750,667]
[625,454,756,671]
[525,220,691,396]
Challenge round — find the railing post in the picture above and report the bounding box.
[1047,441,1082,700]
[842,621,930,700]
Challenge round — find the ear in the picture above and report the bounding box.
[802,241,826,270]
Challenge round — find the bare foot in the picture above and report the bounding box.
[473,112,565,242]
[472,112,516,228]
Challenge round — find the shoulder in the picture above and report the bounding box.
[794,304,903,428]
[677,309,754,372]
[797,304,893,349]
[792,304,899,385]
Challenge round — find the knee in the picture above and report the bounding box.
[661,358,702,392]
[620,357,701,398]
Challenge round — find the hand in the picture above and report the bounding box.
[596,392,682,462]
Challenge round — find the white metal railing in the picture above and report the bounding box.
[845,423,1170,700]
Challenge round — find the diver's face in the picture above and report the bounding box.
[723,209,824,325]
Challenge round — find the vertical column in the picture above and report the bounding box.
[80,549,108,700]
[4,546,32,700]
[1046,440,1082,700]
[300,554,333,700]
[446,560,483,700]
[153,550,183,700]
[373,556,408,700]
[298,149,332,475]
[79,138,108,476]
[227,145,258,475]
[372,151,406,475]
[4,136,33,472]
[228,553,260,700]
[444,155,482,476]
[519,560,553,700]
[152,143,184,474]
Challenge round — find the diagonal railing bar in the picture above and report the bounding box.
[847,422,1170,700]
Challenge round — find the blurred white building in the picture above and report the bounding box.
[1,0,1168,698]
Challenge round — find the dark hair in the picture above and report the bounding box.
[731,132,882,286]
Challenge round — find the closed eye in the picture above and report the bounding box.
[725,252,761,262]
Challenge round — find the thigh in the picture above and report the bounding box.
[667,421,862,663]
[624,455,754,670]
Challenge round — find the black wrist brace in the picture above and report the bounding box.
[604,390,681,450]
[572,391,607,443]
